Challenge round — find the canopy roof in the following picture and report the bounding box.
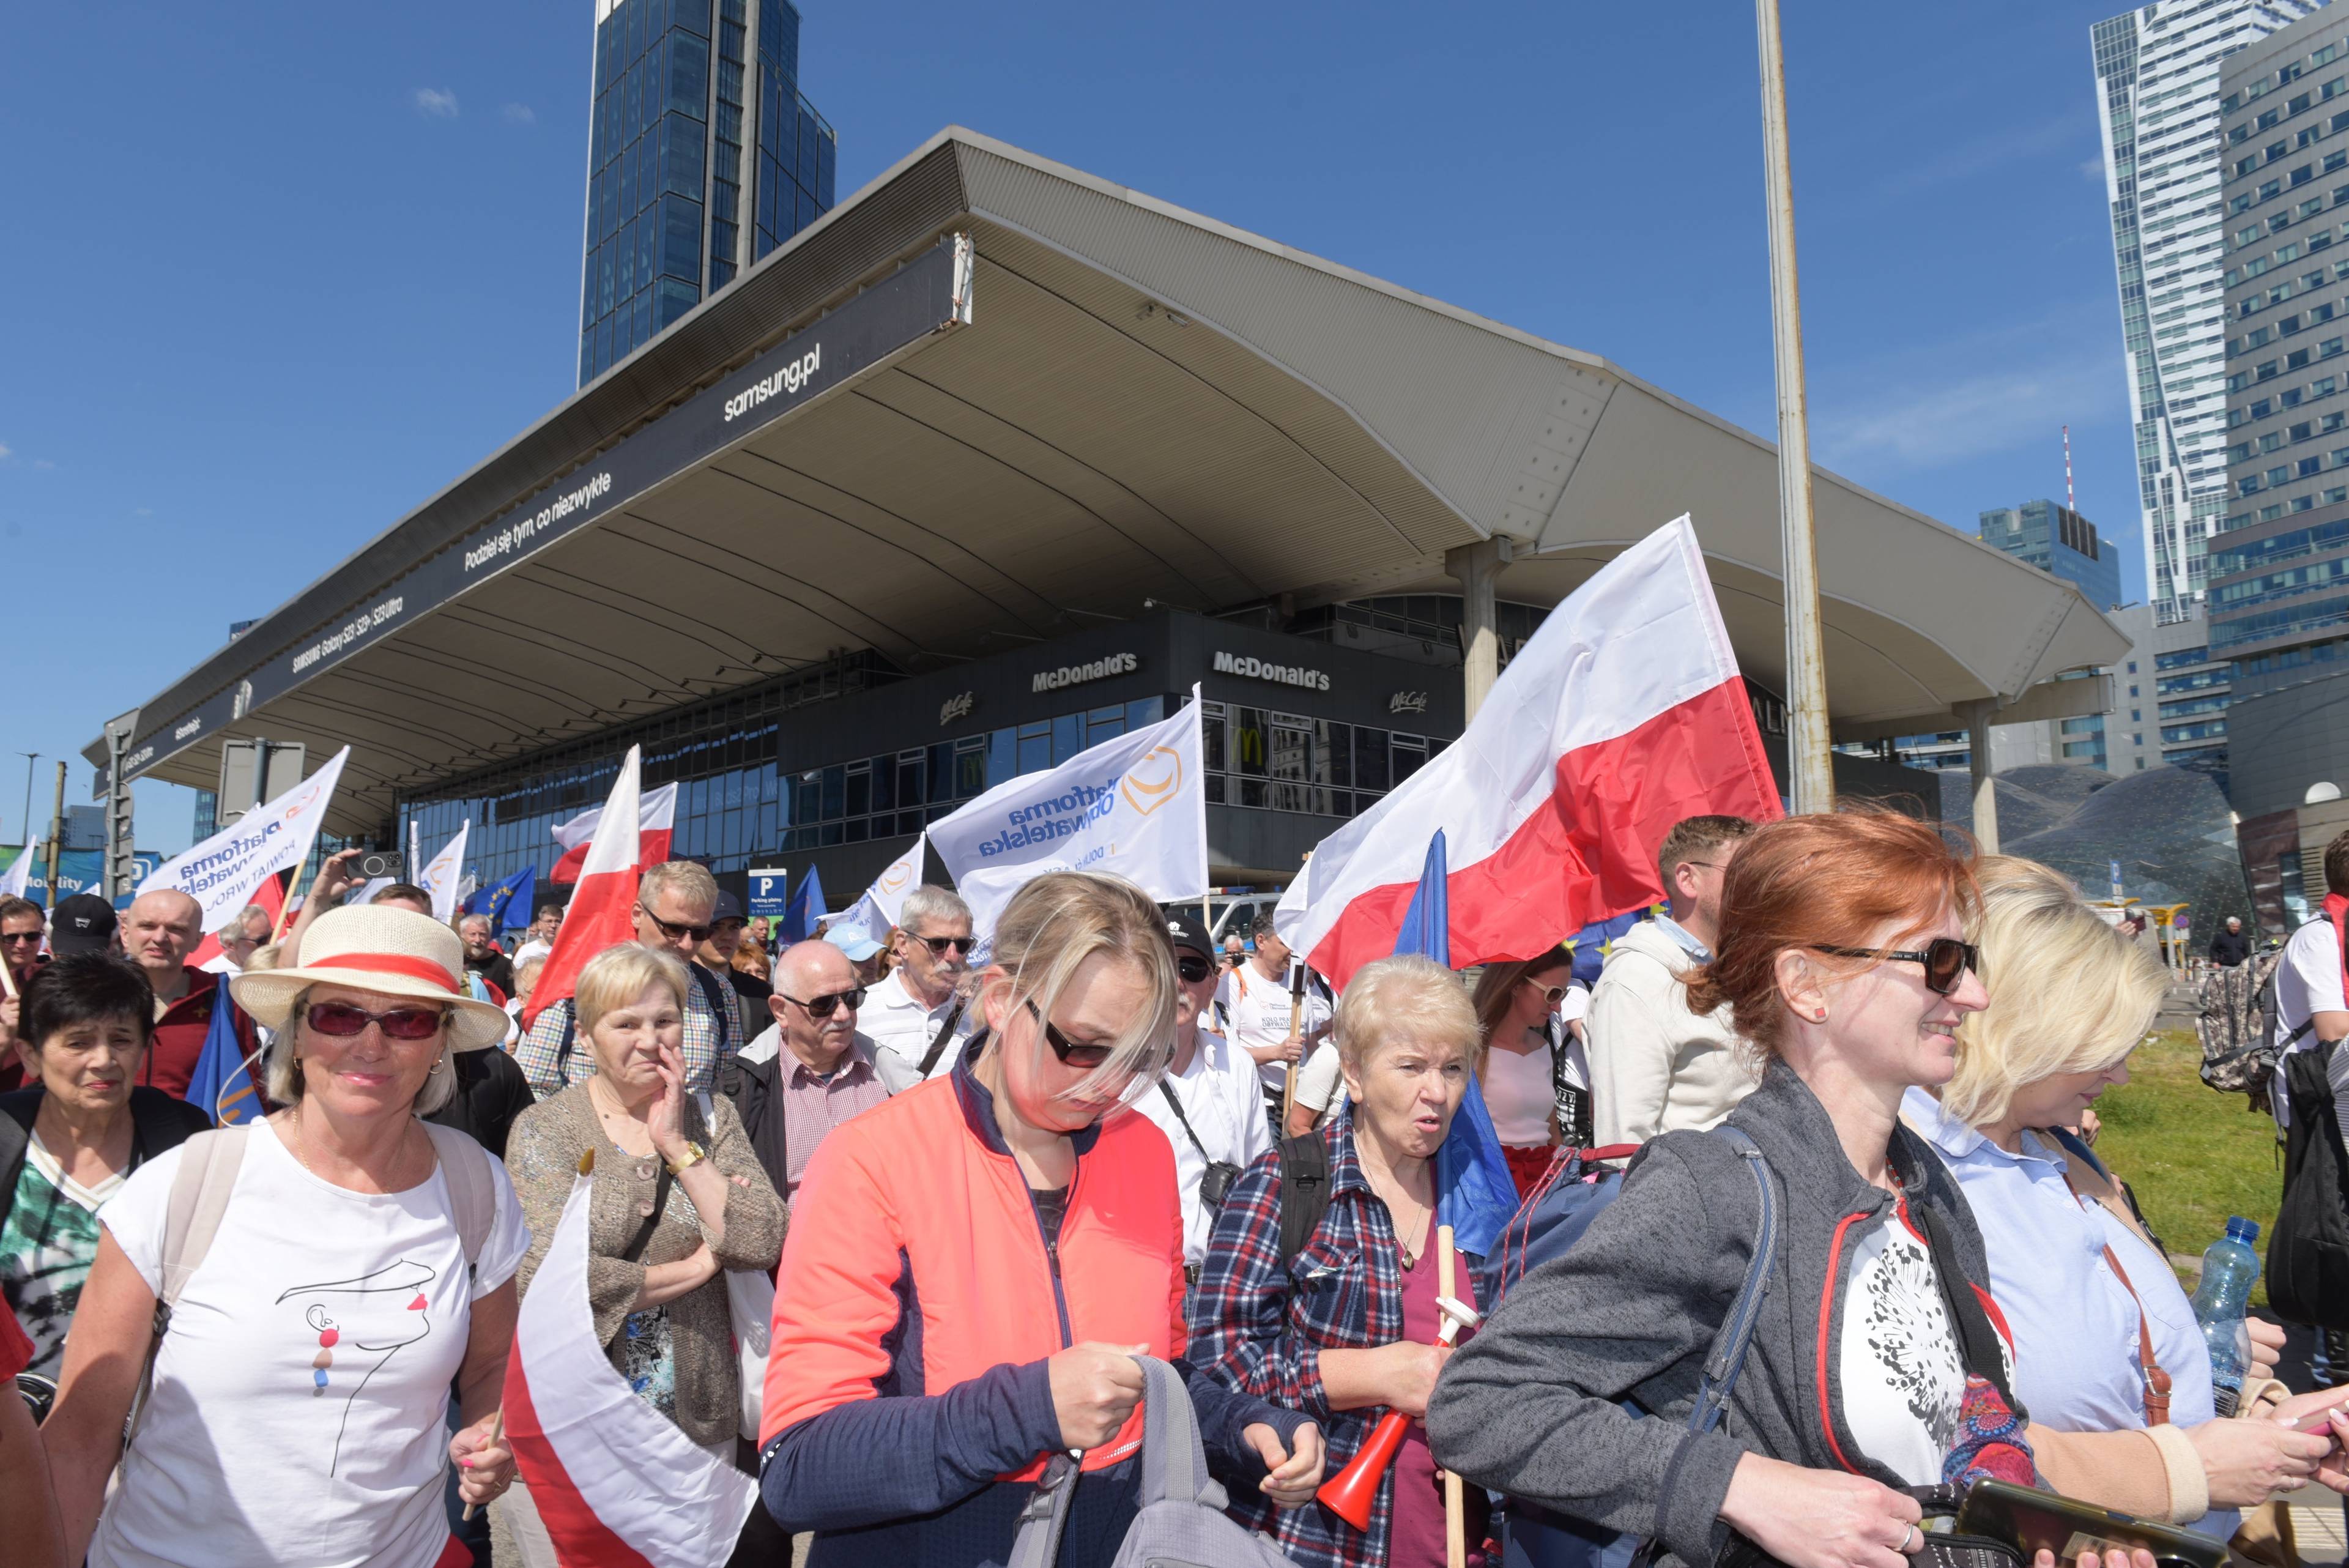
[94,128,2126,834]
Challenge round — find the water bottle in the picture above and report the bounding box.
[2191,1216,2262,1416]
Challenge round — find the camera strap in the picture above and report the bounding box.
[1157,1076,1213,1162]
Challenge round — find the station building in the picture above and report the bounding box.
[89,130,2128,904]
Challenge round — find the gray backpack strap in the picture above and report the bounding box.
[130,1125,251,1444]
[1007,1451,1081,1568]
[420,1121,496,1276]
[1134,1353,1224,1511]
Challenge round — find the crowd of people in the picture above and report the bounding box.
[1,809,2347,1568]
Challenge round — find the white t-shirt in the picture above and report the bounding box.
[1558,981,1592,1026]
[1215,960,1333,1090]
[861,968,976,1094]
[1293,1043,1346,1118]
[2272,917,2349,1135]
[513,938,553,967]
[1132,1027,1275,1265]
[92,1121,530,1568]
[1838,1210,1968,1487]
[1483,1040,1557,1147]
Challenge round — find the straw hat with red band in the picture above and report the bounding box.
[229,905,512,1053]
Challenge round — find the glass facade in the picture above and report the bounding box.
[399,660,1453,893]
[1977,500,2124,612]
[579,0,836,387]
[2095,0,2323,623]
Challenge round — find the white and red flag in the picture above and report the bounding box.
[505,1170,757,1567]
[549,781,676,884]
[1275,516,1783,989]
[522,749,648,1030]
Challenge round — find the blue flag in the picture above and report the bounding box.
[1389,832,1519,1258]
[187,973,262,1126]
[466,867,536,932]
[780,864,827,944]
[1565,907,1650,988]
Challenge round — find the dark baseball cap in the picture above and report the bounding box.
[48,894,119,957]
[710,889,746,924]
[1163,912,1214,960]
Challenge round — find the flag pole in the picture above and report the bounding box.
[1756,0,1834,814]
[269,869,298,945]
[1438,1224,1464,1568]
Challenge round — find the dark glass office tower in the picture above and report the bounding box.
[579,0,837,387]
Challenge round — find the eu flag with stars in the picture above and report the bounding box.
[186,973,261,1126]
[465,867,536,932]
[1391,831,1520,1257]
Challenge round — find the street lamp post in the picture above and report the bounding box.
[17,753,36,851]
[1754,0,1835,814]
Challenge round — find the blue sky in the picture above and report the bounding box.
[1,0,2152,855]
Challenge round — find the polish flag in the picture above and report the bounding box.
[505,1172,757,1568]
[189,871,289,973]
[522,749,648,1030]
[1275,516,1783,990]
[549,782,677,884]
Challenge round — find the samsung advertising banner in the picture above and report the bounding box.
[138,746,351,934]
[930,698,1209,933]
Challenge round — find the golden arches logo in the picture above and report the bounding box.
[1120,748,1184,817]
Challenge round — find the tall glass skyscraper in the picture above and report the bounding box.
[2093,0,2325,624]
[579,0,837,387]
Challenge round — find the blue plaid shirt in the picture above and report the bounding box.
[1187,1107,1484,1568]
[513,955,740,1097]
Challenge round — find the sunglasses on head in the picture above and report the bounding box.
[914,934,976,957]
[637,901,712,943]
[1176,956,1215,984]
[305,1001,447,1041]
[1807,937,1984,997]
[783,987,866,1020]
[1024,998,1115,1069]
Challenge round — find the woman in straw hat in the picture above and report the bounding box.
[42,904,532,1568]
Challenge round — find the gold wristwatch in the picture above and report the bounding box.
[665,1141,707,1177]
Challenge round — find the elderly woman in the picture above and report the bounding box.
[1431,809,2065,1568]
[497,943,787,1564]
[40,905,530,1567]
[1192,953,1488,1568]
[1472,944,1585,1196]
[1904,858,2349,1544]
[759,870,1321,1566]
[1,956,210,1383]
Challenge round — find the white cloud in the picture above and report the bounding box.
[0,444,11,461]
[2079,157,2107,180]
[413,87,460,119]
[1817,351,2124,472]
[133,507,152,518]
[31,459,53,470]
[1882,114,2094,196]
[502,103,536,125]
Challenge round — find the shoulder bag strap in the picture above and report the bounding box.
[1909,1197,2020,1407]
[2045,1137,2170,1423]
[1277,1131,1332,1262]
[1156,1077,1212,1161]
[916,997,968,1078]
[131,1124,252,1446]
[553,1004,579,1087]
[420,1121,497,1277]
[1006,1452,1080,1568]
[688,962,736,1058]
[1689,1125,1781,1433]
[1131,1353,1221,1509]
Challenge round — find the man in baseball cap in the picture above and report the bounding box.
[46,894,119,959]
[1133,909,1275,1276]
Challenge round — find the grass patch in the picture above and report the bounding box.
[2092,1028,2285,1306]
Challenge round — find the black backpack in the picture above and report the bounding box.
[0,1086,213,1203]
[2269,1040,2349,1331]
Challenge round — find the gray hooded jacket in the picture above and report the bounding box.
[1427,1058,2011,1568]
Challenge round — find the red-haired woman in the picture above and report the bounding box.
[1433,809,2138,1568]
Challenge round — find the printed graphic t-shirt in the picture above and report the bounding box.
[0,1135,125,1378]
[1838,1207,1969,1486]
[92,1120,529,1568]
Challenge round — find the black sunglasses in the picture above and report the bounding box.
[1024,998,1115,1069]
[637,901,712,943]
[1176,956,1215,984]
[1808,937,1984,997]
[782,987,866,1020]
[914,934,976,957]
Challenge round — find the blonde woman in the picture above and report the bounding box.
[1193,953,1491,1568]
[1902,857,2349,1542]
[498,943,785,1564]
[758,870,1324,1567]
[42,906,529,1568]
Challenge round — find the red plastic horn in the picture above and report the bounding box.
[1316,1408,1410,1531]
